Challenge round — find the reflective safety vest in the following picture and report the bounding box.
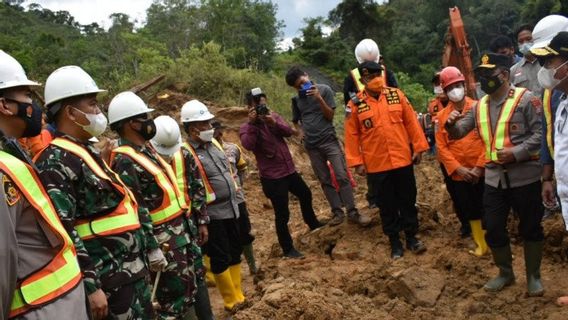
[477,88,527,162]
[49,138,141,240]
[1,151,82,318]
[111,145,187,225]
[543,89,554,158]
[174,143,216,204]
[350,65,388,93]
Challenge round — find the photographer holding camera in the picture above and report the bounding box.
[240,88,324,258]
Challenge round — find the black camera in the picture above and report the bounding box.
[256,104,269,116]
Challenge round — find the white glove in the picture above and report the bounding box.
[148,248,168,272]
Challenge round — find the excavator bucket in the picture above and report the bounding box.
[442,7,477,99]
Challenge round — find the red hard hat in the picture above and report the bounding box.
[439,66,465,90]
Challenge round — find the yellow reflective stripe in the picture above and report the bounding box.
[113,146,183,225]
[477,95,494,160]
[543,89,554,157]
[182,143,216,204]
[477,88,526,161]
[51,138,111,180]
[0,152,80,312]
[74,195,138,238]
[351,68,365,92]
[171,147,191,210]
[11,249,80,310]
[156,154,189,211]
[50,138,140,239]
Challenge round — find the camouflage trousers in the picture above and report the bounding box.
[105,277,154,320]
[188,220,205,281]
[153,243,197,320]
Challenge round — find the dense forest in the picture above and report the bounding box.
[1,0,567,114]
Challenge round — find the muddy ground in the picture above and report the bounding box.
[152,89,568,320]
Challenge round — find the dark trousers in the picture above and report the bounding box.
[449,179,484,221]
[483,181,544,248]
[237,202,255,245]
[204,218,242,274]
[368,165,419,237]
[261,172,320,254]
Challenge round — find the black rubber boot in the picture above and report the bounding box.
[524,241,544,297]
[483,245,515,292]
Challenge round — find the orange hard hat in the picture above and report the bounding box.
[439,66,465,90]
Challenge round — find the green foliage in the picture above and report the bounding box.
[396,72,433,113]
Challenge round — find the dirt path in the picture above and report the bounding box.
[153,89,568,320]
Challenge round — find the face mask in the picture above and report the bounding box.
[135,119,156,141]
[199,128,214,142]
[12,100,42,138]
[434,86,443,95]
[447,86,465,102]
[537,60,568,90]
[73,108,108,137]
[479,73,504,94]
[518,42,533,56]
[365,77,384,93]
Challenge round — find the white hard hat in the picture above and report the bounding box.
[531,15,568,50]
[180,100,214,123]
[107,91,154,125]
[44,66,106,107]
[150,115,182,157]
[0,50,40,90]
[355,39,380,64]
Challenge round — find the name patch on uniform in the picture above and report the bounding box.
[385,89,400,105]
[3,175,20,206]
[357,104,370,113]
[363,118,374,128]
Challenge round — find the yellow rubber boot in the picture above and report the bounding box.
[213,269,239,311]
[469,220,488,257]
[203,255,216,286]
[229,264,246,303]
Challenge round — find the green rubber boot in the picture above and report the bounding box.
[524,241,544,297]
[243,243,258,275]
[483,245,515,292]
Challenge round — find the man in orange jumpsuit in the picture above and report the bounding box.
[435,66,488,257]
[344,61,429,259]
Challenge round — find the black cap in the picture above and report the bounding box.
[475,52,511,70]
[357,61,383,74]
[531,31,568,59]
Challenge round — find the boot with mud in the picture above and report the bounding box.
[524,241,544,297]
[228,264,246,303]
[405,233,427,254]
[328,210,345,226]
[484,245,515,292]
[203,255,216,287]
[468,220,488,257]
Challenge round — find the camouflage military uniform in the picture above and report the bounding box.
[112,139,207,319]
[35,134,154,320]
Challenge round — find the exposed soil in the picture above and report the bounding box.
[151,88,568,320]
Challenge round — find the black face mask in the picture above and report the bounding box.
[134,118,156,140]
[479,74,504,95]
[11,99,43,138]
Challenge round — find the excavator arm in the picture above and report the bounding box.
[442,7,477,99]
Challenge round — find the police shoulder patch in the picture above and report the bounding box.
[530,96,543,115]
[3,175,20,206]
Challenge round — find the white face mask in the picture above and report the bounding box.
[518,42,533,56]
[447,86,465,102]
[538,60,568,90]
[73,108,108,137]
[433,86,443,95]
[199,128,214,142]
